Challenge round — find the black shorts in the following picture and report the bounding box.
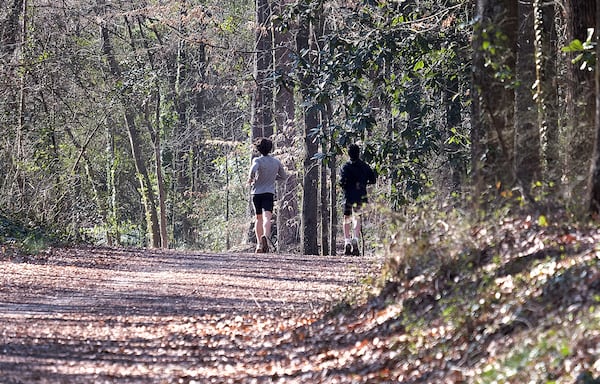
[343,200,366,216]
[252,193,274,214]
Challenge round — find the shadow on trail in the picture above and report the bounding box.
[2,246,362,315]
[0,246,373,383]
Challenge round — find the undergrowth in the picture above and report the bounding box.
[364,201,600,383]
[0,212,62,257]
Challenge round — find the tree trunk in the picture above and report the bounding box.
[533,0,560,185]
[564,0,596,207]
[138,17,169,249]
[248,0,275,246]
[588,0,600,215]
[444,71,464,189]
[251,0,274,139]
[2,0,24,143]
[169,10,208,246]
[514,0,540,188]
[470,0,518,197]
[16,0,27,163]
[563,0,596,206]
[273,0,299,250]
[301,125,319,256]
[297,13,319,255]
[320,156,329,256]
[327,101,337,256]
[147,98,169,249]
[106,121,119,245]
[1,0,24,56]
[100,17,161,248]
[173,35,194,245]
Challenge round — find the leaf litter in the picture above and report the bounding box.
[3,214,600,383]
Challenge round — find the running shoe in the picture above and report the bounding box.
[351,238,360,256]
[260,235,269,253]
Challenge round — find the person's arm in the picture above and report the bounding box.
[248,159,258,185]
[339,164,348,188]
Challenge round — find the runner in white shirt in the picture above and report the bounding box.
[248,138,287,253]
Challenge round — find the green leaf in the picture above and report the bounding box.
[413,60,424,71]
[562,39,584,53]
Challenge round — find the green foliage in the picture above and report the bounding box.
[562,28,596,71]
[0,213,62,255]
[0,0,255,250]
[284,0,471,208]
[477,24,515,86]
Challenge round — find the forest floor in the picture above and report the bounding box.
[0,245,383,383]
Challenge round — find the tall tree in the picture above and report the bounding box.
[248,0,275,248]
[471,0,518,198]
[296,0,319,255]
[99,9,161,248]
[444,65,465,189]
[273,0,300,250]
[588,0,600,214]
[533,0,560,185]
[564,0,596,206]
[513,0,540,187]
[15,0,27,163]
[251,0,274,139]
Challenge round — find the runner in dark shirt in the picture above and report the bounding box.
[340,143,376,256]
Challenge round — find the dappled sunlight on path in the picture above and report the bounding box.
[0,247,379,383]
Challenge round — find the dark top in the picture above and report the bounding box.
[340,159,376,204]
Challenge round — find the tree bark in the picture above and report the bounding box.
[16,0,27,162]
[297,10,319,255]
[145,98,169,249]
[470,0,518,197]
[106,121,119,245]
[514,0,540,187]
[1,0,24,56]
[326,102,337,256]
[251,0,274,139]
[564,0,596,207]
[533,0,560,185]
[329,153,337,256]
[138,16,169,249]
[273,0,299,249]
[588,0,600,214]
[320,156,329,256]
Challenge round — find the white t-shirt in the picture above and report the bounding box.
[249,155,286,195]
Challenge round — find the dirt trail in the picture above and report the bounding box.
[0,246,379,383]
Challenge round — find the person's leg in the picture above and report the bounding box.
[343,215,352,239]
[252,194,265,253]
[259,194,274,252]
[352,212,362,239]
[343,202,353,255]
[254,214,264,252]
[351,204,363,256]
[263,210,273,239]
[260,210,272,252]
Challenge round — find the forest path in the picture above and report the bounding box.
[0,246,379,383]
